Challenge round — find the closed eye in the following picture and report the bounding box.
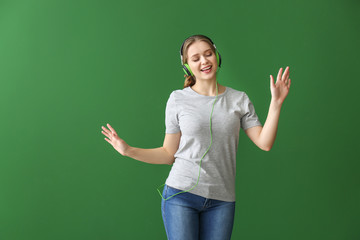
[192,53,212,62]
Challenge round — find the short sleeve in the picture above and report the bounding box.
[240,93,263,130]
[165,92,181,134]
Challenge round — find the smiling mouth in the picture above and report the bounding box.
[201,66,212,72]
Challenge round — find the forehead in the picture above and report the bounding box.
[187,41,212,57]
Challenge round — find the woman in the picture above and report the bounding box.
[101,34,291,240]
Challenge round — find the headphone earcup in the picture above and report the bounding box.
[183,63,194,77]
[216,50,222,68]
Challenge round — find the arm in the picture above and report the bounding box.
[125,132,181,165]
[244,100,282,151]
[102,123,181,165]
[125,147,174,165]
[245,66,291,151]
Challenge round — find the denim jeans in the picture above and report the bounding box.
[161,184,235,240]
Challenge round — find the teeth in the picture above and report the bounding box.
[202,66,211,71]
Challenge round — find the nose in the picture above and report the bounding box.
[200,55,209,65]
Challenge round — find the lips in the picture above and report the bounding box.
[201,66,212,71]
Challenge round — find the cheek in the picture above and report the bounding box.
[211,55,217,63]
[189,63,199,71]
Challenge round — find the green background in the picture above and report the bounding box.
[1,0,359,239]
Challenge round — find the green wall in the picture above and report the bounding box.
[1,0,359,239]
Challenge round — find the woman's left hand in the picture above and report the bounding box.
[270,66,291,106]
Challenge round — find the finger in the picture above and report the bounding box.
[288,79,291,89]
[282,66,290,82]
[107,123,118,135]
[281,66,287,81]
[270,75,275,88]
[104,137,114,146]
[277,67,283,82]
[101,130,111,139]
[101,126,112,135]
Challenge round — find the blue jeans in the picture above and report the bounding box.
[161,184,235,240]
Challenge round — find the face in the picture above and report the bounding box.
[186,40,218,81]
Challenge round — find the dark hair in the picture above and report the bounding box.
[181,35,217,88]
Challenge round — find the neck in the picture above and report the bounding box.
[191,80,219,96]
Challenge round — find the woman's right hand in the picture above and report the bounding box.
[101,123,130,156]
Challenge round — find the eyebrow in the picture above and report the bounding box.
[190,48,212,58]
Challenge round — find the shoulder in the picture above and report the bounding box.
[225,86,248,99]
[165,88,190,107]
[169,87,192,98]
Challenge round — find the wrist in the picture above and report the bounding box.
[270,99,283,111]
[124,146,133,157]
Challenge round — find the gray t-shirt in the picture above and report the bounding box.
[164,86,262,202]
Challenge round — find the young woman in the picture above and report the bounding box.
[101,34,291,240]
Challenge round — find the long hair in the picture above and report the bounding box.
[181,35,218,88]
